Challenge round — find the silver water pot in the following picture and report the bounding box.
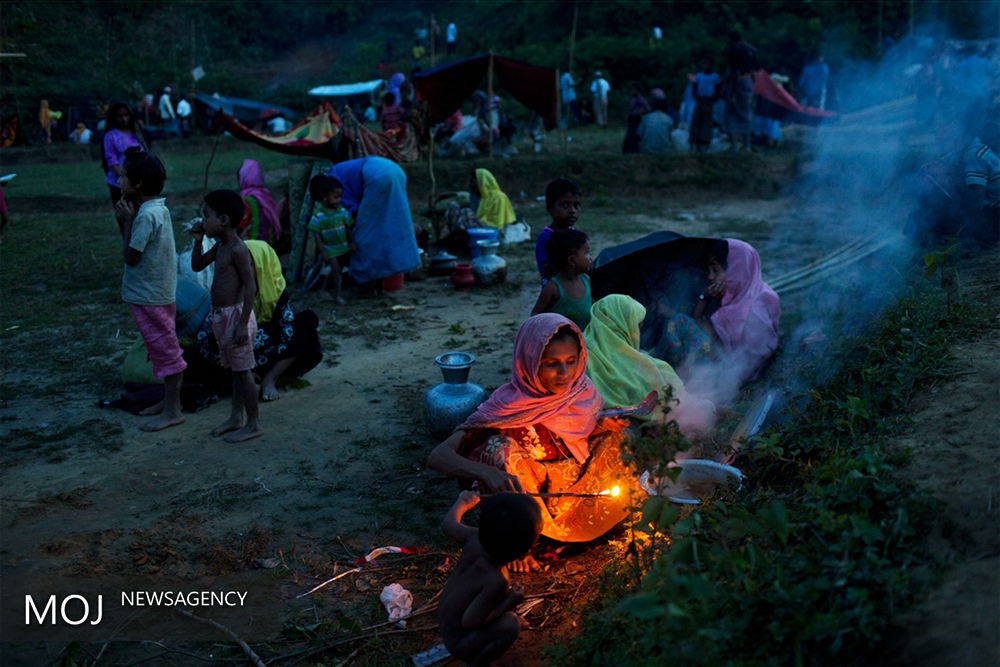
[422,352,490,440]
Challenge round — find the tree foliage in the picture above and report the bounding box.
[1,1,992,121]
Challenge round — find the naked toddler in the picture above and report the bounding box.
[438,491,542,665]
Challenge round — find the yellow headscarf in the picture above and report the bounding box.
[583,294,686,423]
[474,168,516,230]
[246,240,285,323]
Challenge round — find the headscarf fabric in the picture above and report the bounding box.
[389,73,406,100]
[474,168,516,230]
[710,239,780,359]
[246,240,285,324]
[238,159,282,242]
[583,295,686,420]
[460,314,603,463]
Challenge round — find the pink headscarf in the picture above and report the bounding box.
[710,239,780,363]
[460,314,603,463]
[238,159,282,241]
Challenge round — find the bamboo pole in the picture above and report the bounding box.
[557,68,566,154]
[430,13,436,67]
[428,133,439,241]
[487,53,494,159]
[568,2,578,75]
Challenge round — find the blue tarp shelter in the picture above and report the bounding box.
[195,94,295,124]
[307,80,385,98]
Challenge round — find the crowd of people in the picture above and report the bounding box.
[38,24,997,664]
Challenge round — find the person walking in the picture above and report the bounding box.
[591,71,610,128]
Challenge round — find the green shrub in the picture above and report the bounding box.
[552,290,987,666]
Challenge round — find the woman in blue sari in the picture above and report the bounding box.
[326,156,422,288]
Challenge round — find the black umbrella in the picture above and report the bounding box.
[591,231,722,343]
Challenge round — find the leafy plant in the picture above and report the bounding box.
[553,288,988,666]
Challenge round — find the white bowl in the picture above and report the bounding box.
[640,460,744,505]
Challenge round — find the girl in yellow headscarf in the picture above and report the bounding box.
[584,294,714,435]
[473,168,516,230]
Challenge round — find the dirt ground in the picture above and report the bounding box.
[881,252,1000,667]
[1,181,997,665]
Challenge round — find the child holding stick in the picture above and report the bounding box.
[438,491,542,664]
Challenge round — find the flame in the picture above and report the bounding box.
[598,485,622,497]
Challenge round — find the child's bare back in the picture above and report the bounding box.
[437,491,541,665]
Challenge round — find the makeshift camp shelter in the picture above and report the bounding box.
[308,79,385,100]
[216,101,342,159]
[752,70,837,125]
[413,54,559,129]
[212,99,421,282]
[195,93,295,125]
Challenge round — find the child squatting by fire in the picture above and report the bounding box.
[438,490,543,665]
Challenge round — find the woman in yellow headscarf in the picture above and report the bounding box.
[473,168,516,230]
[584,294,714,435]
[194,241,322,402]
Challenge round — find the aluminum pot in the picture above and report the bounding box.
[422,351,489,440]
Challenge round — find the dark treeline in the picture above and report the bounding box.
[2,0,996,122]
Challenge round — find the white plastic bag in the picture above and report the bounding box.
[380,583,413,627]
[503,220,531,244]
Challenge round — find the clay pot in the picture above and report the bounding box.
[451,263,475,290]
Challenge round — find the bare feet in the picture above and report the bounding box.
[211,417,243,437]
[224,423,264,443]
[140,413,185,432]
[138,399,165,416]
[507,555,540,574]
[320,291,336,302]
[334,296,346,305]
[260,382,280,402]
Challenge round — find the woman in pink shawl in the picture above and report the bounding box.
[656,238,780,384]
[427,314,634,556]
[237,159,282,245]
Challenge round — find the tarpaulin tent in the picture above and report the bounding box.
[413,54,558,130]
[196,93,295,124]
[308,80,385,98]
[339,106,420,164]
[753,69,837,126]
[215,101,341,159]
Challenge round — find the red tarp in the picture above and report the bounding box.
[339,106,421,163]
[217,101,421,163]
[753,69,838,126]
[413,54,558,130]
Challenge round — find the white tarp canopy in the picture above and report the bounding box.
[307,79,385,97]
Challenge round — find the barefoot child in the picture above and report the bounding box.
[307,175,354,304]
[534,178,582,279]
[531,228,593,330]
[115,147,186,432]
[438,491,542,665]
[191,189,263,443]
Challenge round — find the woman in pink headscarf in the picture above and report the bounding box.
[655,238,780,384]
[427,314,635,556]
[237,159,282,245]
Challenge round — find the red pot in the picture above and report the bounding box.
[451,263,475,290]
